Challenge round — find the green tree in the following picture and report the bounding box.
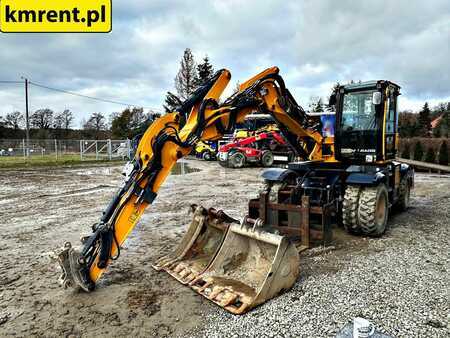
[401,142,411,159]
[111,112,128,138]
[438,107,450,138]
[111,107,149,138]
[175,48,199,100]
[433,125,441,137]
[446,103,450,137]
[196,55,214,86]
[438,141,449,165]
[418,102,431,137]
[413,141,424,161]
[424,147,435,163]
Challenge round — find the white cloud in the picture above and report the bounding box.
[1,0,449,124]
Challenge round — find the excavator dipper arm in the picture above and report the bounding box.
[58,67,327,292]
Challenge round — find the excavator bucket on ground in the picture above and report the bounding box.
[189,218,300,314]
[152,205,237,285]
[154,207,300,314]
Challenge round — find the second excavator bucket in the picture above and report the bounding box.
[153,207,300,315]
[152,205,236,285]
[190,219,300,314]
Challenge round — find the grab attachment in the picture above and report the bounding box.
[58,242,95,292]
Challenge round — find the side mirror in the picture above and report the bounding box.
[372,92,382,105]
[328,94,336,106]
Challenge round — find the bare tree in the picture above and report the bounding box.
[54,109,74,130]
[5,111,24,129]
[175,48,199,100]
[232,81,241,94]
[128,107,146,130]
[108,112,120,130]
[83,113,107,134]
[313,98,324,113]
[307,96,321,112]
[30,108,53,129]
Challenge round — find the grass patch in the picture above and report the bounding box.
[0,154,125,169]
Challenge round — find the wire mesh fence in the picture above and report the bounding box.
[0,139,131,164]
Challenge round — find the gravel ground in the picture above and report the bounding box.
[192,173,450,338]
[0,160,448,337]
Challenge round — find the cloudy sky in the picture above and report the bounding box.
[1,0,449,126]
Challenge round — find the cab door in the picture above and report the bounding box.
[384,88,397,159]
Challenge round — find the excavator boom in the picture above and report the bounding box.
[58,67,332,312]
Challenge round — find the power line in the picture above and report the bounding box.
[27,80,163,112]
[0,80,23,84]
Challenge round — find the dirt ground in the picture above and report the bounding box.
[0,160,448,337]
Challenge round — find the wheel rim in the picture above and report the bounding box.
[262,153,273,166]
[375,192,387,226]
[232,154,244,167]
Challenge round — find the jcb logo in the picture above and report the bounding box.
[0,0,112,33]
[128,208,140,224]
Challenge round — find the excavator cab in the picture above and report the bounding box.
[331,80,400,164]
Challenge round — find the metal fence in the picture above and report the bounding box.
[0,139,132,161]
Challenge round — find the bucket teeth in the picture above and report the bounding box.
[153,206,300,314]
[221,293,238,307]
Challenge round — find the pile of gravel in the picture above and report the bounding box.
[187,180,450,337]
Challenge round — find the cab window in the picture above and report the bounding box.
[341,91,377,131]
[386,95,396,134]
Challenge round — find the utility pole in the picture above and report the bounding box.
[24,78,30,158]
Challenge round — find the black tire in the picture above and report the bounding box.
[218,159,228,167]
[261,151,274,167]
[229,152,245,168]
[202,151,211,161]
[342,185,361,234]
[358,184,389,237]
[397,178,410,211]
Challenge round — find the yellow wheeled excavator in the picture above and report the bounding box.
[58,67,413,314]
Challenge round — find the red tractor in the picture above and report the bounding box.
[218,131,294,168]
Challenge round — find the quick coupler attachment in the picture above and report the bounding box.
[58,242,95,292]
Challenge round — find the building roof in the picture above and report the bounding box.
[431,114,444,129]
